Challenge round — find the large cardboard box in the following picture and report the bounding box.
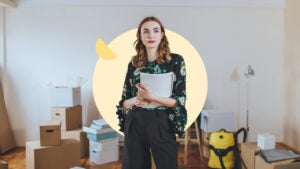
[200,109,235,132]
[51,105,82,131]
[0,160,8,169]
[0,83,15,154]
[49,86,81,107]
[62,129,89,157]
[241,142,300,169]
[40,120,61,146]
[255,155,300,169]
[26,139,80,169]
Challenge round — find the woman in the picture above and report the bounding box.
[116,16,187,169]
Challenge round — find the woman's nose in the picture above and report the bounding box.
[148,31,154,37]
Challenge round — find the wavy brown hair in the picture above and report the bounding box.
[132,16,171,68]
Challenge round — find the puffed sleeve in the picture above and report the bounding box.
[169,54,187,137]
[116,62,134,132]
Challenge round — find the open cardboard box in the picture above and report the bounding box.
[241,142,300,169]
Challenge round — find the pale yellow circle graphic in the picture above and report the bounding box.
[93,29,207,135]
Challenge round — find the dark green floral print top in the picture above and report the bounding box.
[116,53,187,137]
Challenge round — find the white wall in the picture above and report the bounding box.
[2,1,285,145]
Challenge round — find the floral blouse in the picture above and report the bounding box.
[116,53,187,137]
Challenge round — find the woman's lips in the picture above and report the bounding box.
[148,40,155,44]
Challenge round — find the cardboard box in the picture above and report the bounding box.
[26,139,80,169]
[89,137,119,165]
[241,142,300,169]
[0,83,15,154]
[62,129,89,157]
[40,120,61,146]
[89,137,119,152]
[200,109,235,132]
[51,105,82,131]
[257,133,275,150]
[0,160,8,169]
[87,132,117,141]
[49,86,81,107]
[241,142,261,169]
[89,146,119,165]
[255,155,300,169]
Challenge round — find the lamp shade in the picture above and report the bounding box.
[244,65,255,78]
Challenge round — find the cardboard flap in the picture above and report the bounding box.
[274,162,300,169]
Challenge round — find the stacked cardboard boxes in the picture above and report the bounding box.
[51,106,89,157]
[25,86,88,169]
[49,86,89,158]
[83,119,119,165]
[26,120,81,169]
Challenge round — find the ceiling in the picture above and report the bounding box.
[0,0,285,8]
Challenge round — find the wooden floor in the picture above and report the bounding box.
[0,144,209,169]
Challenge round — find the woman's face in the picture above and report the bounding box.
[140,21,164,50]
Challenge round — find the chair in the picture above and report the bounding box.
[177,120,203,165]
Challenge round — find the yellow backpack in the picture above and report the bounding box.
[208,128,247,169]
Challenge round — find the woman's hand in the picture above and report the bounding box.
[125,83,177,108]
[123,95,151,109]
[135,83,155,102]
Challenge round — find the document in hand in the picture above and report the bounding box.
[140,72,174,108]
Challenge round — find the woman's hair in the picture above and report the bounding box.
[132,16,171,67]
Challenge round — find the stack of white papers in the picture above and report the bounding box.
[140,72,174,108]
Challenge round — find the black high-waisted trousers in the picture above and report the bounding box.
[121,108,178,169]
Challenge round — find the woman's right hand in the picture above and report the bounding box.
[123,96,150,109]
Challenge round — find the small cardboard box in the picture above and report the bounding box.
[89,137,119,165]
[26,139,80,169]
[40,120,61,146]
[49,86,81,107]
[62,129,89,157]
[51,105,82,131]
[89,146,119,165]
[0,160,8,169]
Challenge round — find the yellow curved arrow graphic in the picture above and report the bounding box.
[95,38,116,60]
